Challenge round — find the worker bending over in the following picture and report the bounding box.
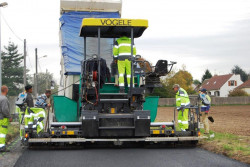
[35,90,52,132]
[113,34,136,93]
[35,90,51,109]
[173,84,190,131]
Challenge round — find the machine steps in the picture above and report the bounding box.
[100,99,128,102]
[99,126,135,130]
[100,93,127,96]
[99,92,129,103]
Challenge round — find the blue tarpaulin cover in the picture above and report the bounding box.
[60,11,120,75]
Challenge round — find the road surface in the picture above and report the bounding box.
[14,146,248,167]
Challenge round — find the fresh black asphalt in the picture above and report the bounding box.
[14,146,249,167]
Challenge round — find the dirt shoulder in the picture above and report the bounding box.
[156,105,250,164]
[156,105,250,136]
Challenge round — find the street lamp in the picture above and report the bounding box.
[39,55,47,59]
[0,2,8,88]
[37,55,48,73]
[34,48,47,98]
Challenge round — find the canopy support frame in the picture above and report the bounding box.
[130,27,134,97]
[98,27,101,102]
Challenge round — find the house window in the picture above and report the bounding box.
[214,91,220,96]
[228,80,237,86]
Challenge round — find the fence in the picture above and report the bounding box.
[158,96,250,106]
[9,96,250,112]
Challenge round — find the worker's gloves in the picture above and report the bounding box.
[33,119,38,125]
[38,117,44,122]
[129,57,135,61]
[178,105,185,111]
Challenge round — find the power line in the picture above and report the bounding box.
[1,11,23,42]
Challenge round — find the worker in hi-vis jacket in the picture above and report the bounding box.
[0,86,12,152]
[113,34,136,93]
[173,84,190,131]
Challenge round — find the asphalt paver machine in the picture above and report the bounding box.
[24,18,201,146]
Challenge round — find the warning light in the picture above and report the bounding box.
[198,131,201,136]
[25,133,29,138]
[132,96,136,102]
[111,108,115,114]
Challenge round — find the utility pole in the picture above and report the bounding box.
[33,73,36,96]
[35,48,38,98]
[23,39,27,87]
[46,69,48,89]
[0,7,2,89]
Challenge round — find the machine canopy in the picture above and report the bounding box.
[60,12,120,75]
[80,18,148,38]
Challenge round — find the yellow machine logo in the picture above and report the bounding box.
[100,19,132,26]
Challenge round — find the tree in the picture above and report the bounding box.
[167,70,194,95]
[201,69,212,83]
[150,66,195,97]
[156,68,194,98]
[1,42,24,96]
[150,82,171,98]
[193,79,201,85]
[231,65,248,82]
[37,72,58,95]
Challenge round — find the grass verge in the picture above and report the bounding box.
[199,130,250,164]
[6,123,19,144]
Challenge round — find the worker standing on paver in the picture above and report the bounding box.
[173,84,190,131]
[113,34,136,93]
[25,85,34,107]
[200,88,211,134]
[35,90,51,109]
[16,85,34,140]
[35,90,51,132]
[0,85,12,152]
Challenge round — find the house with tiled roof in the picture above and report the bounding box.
[200,74,243,97]
[235,80,250,95]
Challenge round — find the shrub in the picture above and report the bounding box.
[228,89,248,97]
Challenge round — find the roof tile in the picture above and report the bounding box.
[200,74,233,90]
[236,80,250,89]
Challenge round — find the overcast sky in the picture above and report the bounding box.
[1,0,250,82]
